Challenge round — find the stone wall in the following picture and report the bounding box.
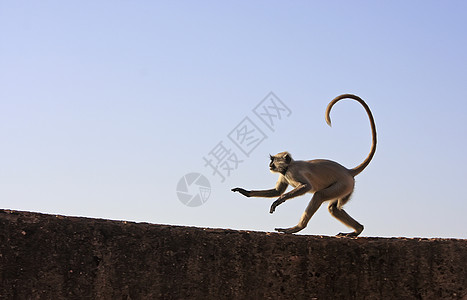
[0,209,466,299]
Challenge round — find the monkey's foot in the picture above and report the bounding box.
[336,232,360,238]
[275,226,304,234]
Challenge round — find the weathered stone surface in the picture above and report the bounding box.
[0,209,466,299]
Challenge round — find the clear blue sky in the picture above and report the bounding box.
[1,1,466,238]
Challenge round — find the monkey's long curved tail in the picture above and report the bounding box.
[325,94,377,177]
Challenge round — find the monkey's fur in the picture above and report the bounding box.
[232,94,376,236]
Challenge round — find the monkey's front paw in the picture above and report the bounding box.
[275,226,303,234]
[231,188,250,197]
[269,199,284,214]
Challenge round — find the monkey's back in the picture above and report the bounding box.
[296,159,353,192]
[306,159,349,172]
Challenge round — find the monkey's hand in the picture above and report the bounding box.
[269,197,285,214]
[231,188,251,197]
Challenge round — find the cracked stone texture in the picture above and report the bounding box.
[0,209,466,299]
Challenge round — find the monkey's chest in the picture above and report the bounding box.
[284,175,304,189]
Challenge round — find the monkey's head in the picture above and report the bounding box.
[269,151,292,175]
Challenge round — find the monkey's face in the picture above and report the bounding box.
[269,152,292,175]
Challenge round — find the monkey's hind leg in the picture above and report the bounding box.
[328,197,364,237]
[275,182,347,234]
[275,193,323,234]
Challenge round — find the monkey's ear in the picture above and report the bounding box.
[283,153,292,163]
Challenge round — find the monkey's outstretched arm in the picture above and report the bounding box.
[231,188,280,198]
[232,179,288,198]
[269,184,311,213]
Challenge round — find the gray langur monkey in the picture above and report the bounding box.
[231,94,377,236]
